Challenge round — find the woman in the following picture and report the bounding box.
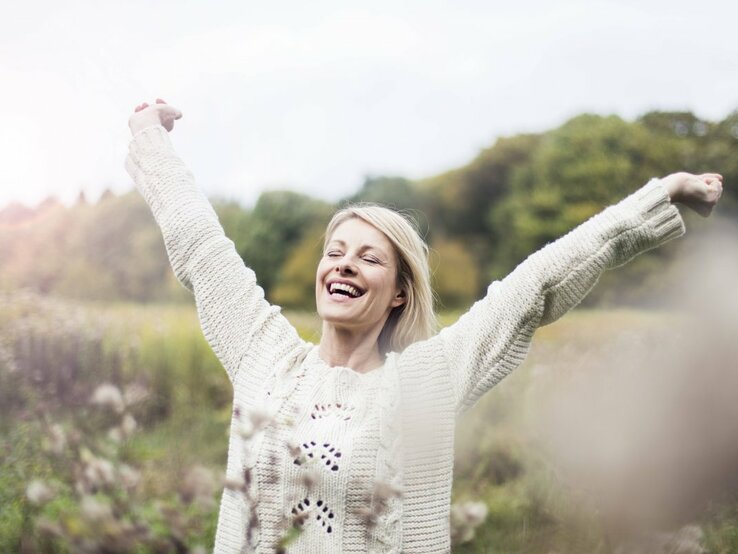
[126,99,723,553]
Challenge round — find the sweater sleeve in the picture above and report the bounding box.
[124,125,304,384]
[438,178,686,414]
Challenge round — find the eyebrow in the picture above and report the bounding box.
[325,239,390,257]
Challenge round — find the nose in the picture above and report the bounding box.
[335,257,357,276]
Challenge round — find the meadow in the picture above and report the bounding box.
[2,290,737,553]
[0,98,736,553]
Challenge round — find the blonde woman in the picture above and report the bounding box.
[126,99,723,553]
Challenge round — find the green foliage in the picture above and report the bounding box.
[2,108,736,308]
[531,114,654,201]
[2,297,738,551]
[0,292,228,552]
[271,225,324,310]
[421,134,542,238]
[430,238,480,309]
[639,110,708,137]
[344,175,426,212]
[211,197,253,244]
[0,192,187,302]
[702,501,738,553]
[480,111,738,296]
[4,407,220,553]
[225,191,333,295]
[489,115,648,273]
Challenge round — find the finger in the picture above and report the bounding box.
[156,98,167,104]
[175,110,183,120]
[706,179,723,190]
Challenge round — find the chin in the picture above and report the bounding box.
[317,305,352,324]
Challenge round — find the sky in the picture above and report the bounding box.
[1,0,737,210]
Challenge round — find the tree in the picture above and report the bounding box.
[211,198,254,255]
[486,114,671,276]
[345,175,424,210]
[430,238,479,309]
[271,225,325,310]
[233,191,333,295]
[420,133,541,238]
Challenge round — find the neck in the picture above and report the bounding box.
[318,322,386,373]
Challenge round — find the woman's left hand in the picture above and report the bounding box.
[128,98,182,135]
[661,172,724,217]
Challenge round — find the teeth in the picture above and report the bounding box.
[329,283,362,297]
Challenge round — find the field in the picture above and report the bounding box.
[2,291,737,553]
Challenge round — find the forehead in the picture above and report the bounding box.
[327,218,393,252]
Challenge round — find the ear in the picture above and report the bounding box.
[391,289,406,308]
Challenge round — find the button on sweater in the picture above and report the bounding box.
[125,125,686,553]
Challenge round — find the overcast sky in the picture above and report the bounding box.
[1,0,737,210]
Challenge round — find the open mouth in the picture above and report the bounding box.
[327,281,365,298]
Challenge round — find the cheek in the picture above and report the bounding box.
[315,266,322,291]
[315,260,329,290]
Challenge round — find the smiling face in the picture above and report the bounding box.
[316,217,406,334]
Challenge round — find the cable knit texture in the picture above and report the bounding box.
[125,125,686,553]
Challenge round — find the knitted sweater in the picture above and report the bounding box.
[125,125,686,553]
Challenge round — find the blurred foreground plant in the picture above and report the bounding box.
[18,382,219,553]
[450,500,489,546]
[0,292,226,551]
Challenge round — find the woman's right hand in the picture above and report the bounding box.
[661,172,724,217]
[128,98,183,135]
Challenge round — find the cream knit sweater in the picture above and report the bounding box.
[126,125,686,553]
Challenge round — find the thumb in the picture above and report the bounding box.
[155,98,182,119]
[699,173,723,183]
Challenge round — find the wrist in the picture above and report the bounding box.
[128,113,162,136]
[660,175,683,204]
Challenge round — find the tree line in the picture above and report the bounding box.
[1,110,736,309]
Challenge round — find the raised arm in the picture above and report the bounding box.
[431,173,723,414]
[124,100,304,384]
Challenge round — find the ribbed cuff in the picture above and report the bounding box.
[619,178,686,245]
[128,124,173,155]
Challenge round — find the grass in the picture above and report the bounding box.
[1,292,736,552]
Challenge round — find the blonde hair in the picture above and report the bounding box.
[323,204,436,355]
